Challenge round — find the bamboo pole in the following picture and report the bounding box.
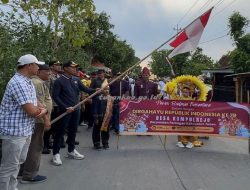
[166,57,176,76]
[51,36,176,124]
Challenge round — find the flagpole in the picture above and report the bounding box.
[51,35,177,124]
[166,57,175,76]
[51,7,214,124]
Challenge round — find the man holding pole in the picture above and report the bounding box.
[51,60,95,166]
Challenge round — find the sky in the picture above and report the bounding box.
[93,0,250,65]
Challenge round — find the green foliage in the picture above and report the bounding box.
[184,48,214,76]
[228,12,249,42]
[0,26,20,98]
[150,50,172,77]
[83,12,139,74]
[0,0,9,3]
[229,49,250,73]
[0,1,139,99]
[171,52,190,75]
[228,12,250,73]
[150,48,214,77]
[237,34,250,52]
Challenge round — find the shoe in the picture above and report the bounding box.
[67,149,85,160]
[20,175,47,184]
[80,122,88,126]
[103,144,109,149]
[51,154,62,166]
[186,142,194,149]
[176,142,185,148]
[42,147,51,154]
[94,144,102,151]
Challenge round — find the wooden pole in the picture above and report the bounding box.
[164,135,167,148]
[247,90,250,104]
[166,57,176,76]
[116,135,120,150]
[249,136,250,154]
[51,36,177,124]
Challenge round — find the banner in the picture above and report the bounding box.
[119,100,250,138]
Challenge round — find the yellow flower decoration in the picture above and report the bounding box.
[165,75,208,101]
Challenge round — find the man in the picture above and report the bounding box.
[90,69,111,150]
[85,71,98,129]
[19,64,52,184]
[0,54,47,190]
[43,60,62,153]
[109,72,130,134]
[51,60,95,166]
[134,67,158,99]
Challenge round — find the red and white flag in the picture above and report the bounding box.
[168,7,213,58]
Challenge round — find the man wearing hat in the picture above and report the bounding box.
[90,69,111,150]
[134,67,158,99]
[19,64,52,184]
[51,61,95,166]
[48,60,62,94]
[109,72,130,134]
[0,54,48,190]
[43,60,62,153]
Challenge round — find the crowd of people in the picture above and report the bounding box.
[0,54,213,190]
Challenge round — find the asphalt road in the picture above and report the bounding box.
[18,125,250,190]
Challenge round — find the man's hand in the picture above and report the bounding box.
[66,107,74,113]
[44,120,51,131]
[36,108,47,118]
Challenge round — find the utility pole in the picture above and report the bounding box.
[173,24,181,35]
[168,24,182,76]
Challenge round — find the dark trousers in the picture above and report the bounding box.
[0,139,2,165]
[111,102,120,132]
[92,116,109,146]
[83,103,93,128]
[19,123,44,179]
[43,106,60,148]
[53,109,79,155]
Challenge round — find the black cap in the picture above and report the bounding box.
[62,60,78,68]
[48,60,61,66]
[38,64,50,70]
[97,69,105,74]
[90,71,97,76]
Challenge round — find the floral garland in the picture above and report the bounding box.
[165,75,208,101]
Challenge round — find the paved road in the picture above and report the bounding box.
[18,125,250,190]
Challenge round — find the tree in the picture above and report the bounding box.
[0,1,140,98]
[228,12,250,73]
[150,50,172,77]
[150,48,214,77]
[228,12,249,42]
[83,12,139,74]
[0,26,22,98]
[184,48,214,76]
[150,50,190,77]
[1,0,96,50]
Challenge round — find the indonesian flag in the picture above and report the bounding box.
[168,7,213,58]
